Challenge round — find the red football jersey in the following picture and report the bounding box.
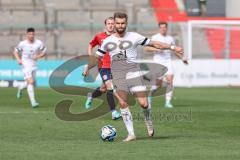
[89,32,111,69]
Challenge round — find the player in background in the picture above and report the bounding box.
[83,17,121,120]
[13,28,46,108]
[85,12,184,141]
[146,22,188,108]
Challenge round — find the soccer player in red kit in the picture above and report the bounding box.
[83,17,121,120]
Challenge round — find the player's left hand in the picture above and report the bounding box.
[17,59,22,65]
[182,59,188,65]
[82,67,89,77]
[174,46,184,54]
[33,55,38,61]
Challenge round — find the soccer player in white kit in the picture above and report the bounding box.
[146,22,188,108]
[87,12,184,141]
[13,28,46,108]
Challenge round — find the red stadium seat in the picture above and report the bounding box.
[230,29,240,59]
[206,28,226,59]
[151,0,187,22]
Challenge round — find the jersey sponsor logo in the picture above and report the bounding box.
[104,40,133,52]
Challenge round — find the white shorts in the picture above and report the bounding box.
[22,67,36,80]
[157,62,173,80]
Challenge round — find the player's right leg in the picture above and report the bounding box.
[104,80,121,120]
[102,68,121,120]
[165,74,174,108]
[24,70,38,108]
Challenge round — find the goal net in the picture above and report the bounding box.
[186,20,240,60]
[173,20,240,87]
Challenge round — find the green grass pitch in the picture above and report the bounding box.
[0,87,240,160]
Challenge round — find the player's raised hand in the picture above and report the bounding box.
[17,59,22,65]
[82,66,89,77]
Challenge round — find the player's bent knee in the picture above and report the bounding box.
[119,105,127,109]
[27,78,34,84]
[156,79,163,86]
[99,84,107,92]
[100,87,107,92]
[105,80,113,90]
[139,101,148,109]
[166,76,174,84]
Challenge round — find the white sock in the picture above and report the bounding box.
[19,81,27,90]
[166,84,173,102]
[147,91,152,109]
[120,107,135,136]
[87,92,93,100]
[27,84,36,103]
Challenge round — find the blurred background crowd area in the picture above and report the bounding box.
[0,0,239,60]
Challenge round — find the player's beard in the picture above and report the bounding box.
[116,27,126,34]
[28,37,35,43]
[30,38,34,42]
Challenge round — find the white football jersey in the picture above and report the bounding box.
[96,32,150,62]
[151,33,175,62]
[15,39,46,69]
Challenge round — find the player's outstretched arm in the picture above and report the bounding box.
[148,40,184,54]
[148,40,172,50]
[175,52,188,65]
[144,46,161,52]
[148,40,188,64]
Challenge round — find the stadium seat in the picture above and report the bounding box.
[58,31,91,56]
[92,11,114,26]
[206,28,240,59]
[184,0,200,16]
[37,32,55,57]
[0,0,40,9]
[42,0,81,9]
[206,28,226,59]
[151,0,187,22]
[57,10,91,28]
[0,34,20,55]
[0,11,12,26]
[205,0,225,17]
[11,10,45,27]
[230,30,240,59]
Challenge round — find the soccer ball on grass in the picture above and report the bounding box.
[100,125,117,141]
